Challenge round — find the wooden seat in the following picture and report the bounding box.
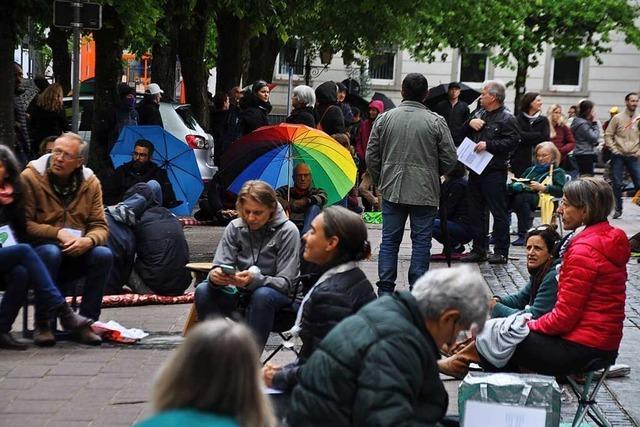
[182,262,213,336]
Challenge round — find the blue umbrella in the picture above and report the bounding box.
[110,125,203,216]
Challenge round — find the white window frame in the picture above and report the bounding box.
[549,53,583,92]
[457,51,489,89]
[274,50,306,81]
[367,51,396,86]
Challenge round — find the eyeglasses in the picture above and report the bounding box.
[51,148,79,161]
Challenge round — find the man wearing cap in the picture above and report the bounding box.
[137,83,164,127]
[604,93,640,219]
[433,82,470,146]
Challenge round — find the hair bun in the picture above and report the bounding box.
[354,240,372,261]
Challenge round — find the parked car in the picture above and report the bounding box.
[62,96,217,181]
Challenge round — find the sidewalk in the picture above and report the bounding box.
[0,200,639,426]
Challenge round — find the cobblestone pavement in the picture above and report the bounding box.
[0,200,639,426]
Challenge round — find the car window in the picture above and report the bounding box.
[175,106,198,131]
[63,99,94,130]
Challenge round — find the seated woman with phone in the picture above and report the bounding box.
[194,180,300,351]
[509,141,566,246]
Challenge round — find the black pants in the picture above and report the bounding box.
[467,170,510,256]
[511,192,537,236]
[575,154,595,176]
[481,331,617,376]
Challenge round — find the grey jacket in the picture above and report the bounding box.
[212,203,300,295]
[571,117,600,155]
[366,100,457,206]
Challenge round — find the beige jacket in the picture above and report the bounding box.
[604,110,640,156]
[21,154,109,246]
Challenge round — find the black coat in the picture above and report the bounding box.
[465,106,520,173]
[103,160,179,208]
[271,267,375,391]
[136,97,163,127]
[286,106,316,128]
[440,176,469,225]
[28,105,69,155]
[512,113,550,177]
[434,99,470,146]
[315,81,345,135]
[288,291,448,426]
[239,93,272,135]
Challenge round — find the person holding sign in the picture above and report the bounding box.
[459,80,520,265]
[0,145,99,350]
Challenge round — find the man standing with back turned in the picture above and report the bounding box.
[367,73,457,296]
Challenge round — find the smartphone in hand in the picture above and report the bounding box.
[220,264,237,276]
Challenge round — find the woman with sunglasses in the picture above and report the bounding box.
[438,224,561,378]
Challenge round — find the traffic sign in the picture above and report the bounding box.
[53,0,102,30]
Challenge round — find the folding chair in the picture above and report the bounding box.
[22,280,80,340]
[566,357,615,427]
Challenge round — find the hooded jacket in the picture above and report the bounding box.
[528,222,629,351]
[354,100,384,166]
[21,154,108,246]
[570,117,600,156]
[314,81,345,135]
[212,202,300,295]
[239,92,272,135]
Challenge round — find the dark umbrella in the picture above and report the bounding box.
[346,93,369,117]
[424,82,480,110]
[372,92,396,111]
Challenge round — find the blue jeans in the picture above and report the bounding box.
[432,219,473,247]
[378,200,437,292]
[611,154,640,212]
[301,204,322,235]
[35,244,113,321]
[0,244,65,333]
[194,282,295,351]
[146,179,163,206]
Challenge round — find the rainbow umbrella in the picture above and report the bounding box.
[218,124,357,205]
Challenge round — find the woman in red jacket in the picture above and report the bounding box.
[496,177,628,375]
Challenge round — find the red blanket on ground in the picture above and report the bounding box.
[66,292,194,308]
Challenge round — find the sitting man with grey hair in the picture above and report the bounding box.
[286,85,316,128]
[287,266,490,427]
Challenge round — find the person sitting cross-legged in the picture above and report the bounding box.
[509,141,566,246]
[276,163,327,234]
[21,133,112,346]
[194,180,300,352]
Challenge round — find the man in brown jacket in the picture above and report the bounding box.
[22,132,111,345]
[604,92,640,219]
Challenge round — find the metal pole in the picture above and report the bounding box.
[71,3,82,133]
[286,65,293,115]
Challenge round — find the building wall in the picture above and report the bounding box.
[269,33,640,118]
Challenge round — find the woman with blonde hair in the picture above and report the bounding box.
[547,104,575,172]
[508,141,566,245]
[194,180,300,352]
[138,319,275,427]
[27,83,69,157]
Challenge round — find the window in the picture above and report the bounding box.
[459,52,488,83]
[278,44,305,75]
[368,52,395,81]
[550,53,582,90]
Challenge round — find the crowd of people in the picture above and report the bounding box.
[1,68,635,426]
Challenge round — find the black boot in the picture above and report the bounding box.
[0,332,28,350]
[53,303,92,331]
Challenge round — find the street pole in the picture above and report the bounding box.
[71,2,82,133]
[286,65,293,115]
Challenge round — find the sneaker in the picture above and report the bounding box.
[511,236,526,246]
[459,252,488,263]
[488,253,508,264]
[613,210,622,219]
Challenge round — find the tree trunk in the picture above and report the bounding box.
[177,0,210,129]
[89,4,124,175]
[0,0,16,148]
[215,11,248,93]
[243,32,282,84]
[47,27,72,94]
[513,56,529,115]
[151,0,178,101]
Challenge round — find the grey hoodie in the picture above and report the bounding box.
[571,117,600,155]
[213,203,300,295]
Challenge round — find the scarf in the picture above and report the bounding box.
[523,111,541,126]
[527,259,552,305]
[0,182,14,205]
[48,168,82,204]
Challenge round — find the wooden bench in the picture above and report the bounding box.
[183,262,213,336]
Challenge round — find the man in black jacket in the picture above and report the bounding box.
[137,83,164,127]
[288,266,489,427]
[434,82,470,146]
[460,80,520,264]
[103,139,180,208]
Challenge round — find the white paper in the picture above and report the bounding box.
[457,137,494,175]
[92,320,149,340]
[263,387,284,395]
[464,401,547,427]
[0,224,17,247]
[62,228,83,238]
